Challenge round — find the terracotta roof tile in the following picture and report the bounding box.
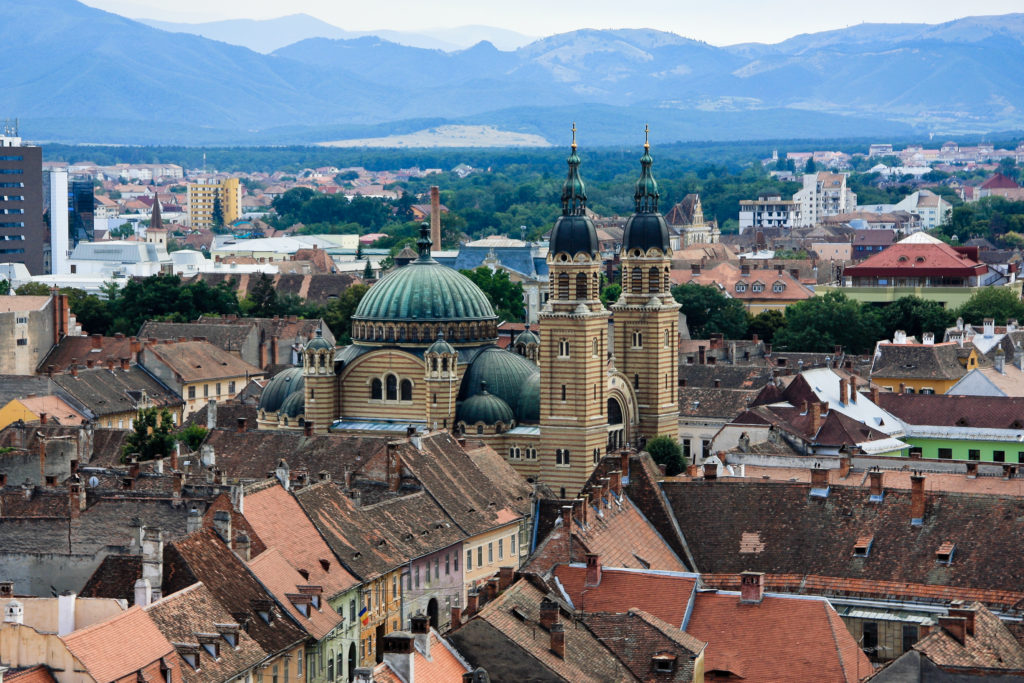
[915,602,1024,669]
[247,548,343,640]
[374,630,470,683]
[141,340,264,383]
[38,335,136,373]
[3,666,58,683]
[62,606,175,683]
[553,565,698,627]
[146,582,268,682]
[584,610,705,682]
[244,484,359,598]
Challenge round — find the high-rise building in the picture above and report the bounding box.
[69,180,95,244]
[187,177,241,229]
[0,121,46,274]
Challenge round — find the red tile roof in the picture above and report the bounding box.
[247,547,343,640]
[3,666,58,683]
[373,630,470,683]
[61,606,176,683]
[686,591,871,683]
[244,483,359,598]
[844,241,986,277]
[553,565,698,627]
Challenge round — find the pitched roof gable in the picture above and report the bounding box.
[62,606,175,683]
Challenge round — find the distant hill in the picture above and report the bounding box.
[4,1,1022,145]
[137,14,536,53]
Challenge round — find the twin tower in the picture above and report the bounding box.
[538,128,680,495]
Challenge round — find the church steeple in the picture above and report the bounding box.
[150,192,163,230]
[634,125,659,214]
[561,123,587,216]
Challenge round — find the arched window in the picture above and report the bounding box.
[441,357,449,372]
[648,266,660,293]
[386,375,398,401]
[371,378,382,400]
[431,358,438,372]
[633,373,640,389]
[576,272,588,299]
[558,339,570,357]
[664,268,670,291]
[631,267,643,294]
[632,331,643,348]
[665,329,671,347]
[400,379,413,401]
[477,425,484,435]
[558,273,570,299]
[592,337,598,357]
[398,325,406,341]
[561,385,567,401]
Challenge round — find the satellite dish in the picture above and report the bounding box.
[88,476,99,488]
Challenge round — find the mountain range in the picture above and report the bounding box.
[3,0,1024,146]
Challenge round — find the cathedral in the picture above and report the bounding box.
[257,131,680,497]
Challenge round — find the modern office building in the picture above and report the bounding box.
[0,121,45,274]
[187,177,241,229]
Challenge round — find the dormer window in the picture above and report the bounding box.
[853,535,873,558]
[936,542,955,565]
[751,282,764,293]
[653,653,677,673]
[773,282,786,293]
[735,282,747,292]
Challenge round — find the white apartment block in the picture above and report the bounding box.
[738,195,801,232]
[793,172,857,227]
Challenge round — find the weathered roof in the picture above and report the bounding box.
[874,392,1024,430]
[52,366,182,417]
[79,555,142,603]
[914,602,1024,670]
[584,610,705,683]
[658,480,1024,593]
[247,548,343,640]
[143,340,264,383]
[146,582,268,683]
[137,321,254,353]
[871,342,969,381]
[679,387,757,418]
[61,606,175,683]
[38,335,136,374]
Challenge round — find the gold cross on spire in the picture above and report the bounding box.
[571,122,577,150]
[644,123,650,150]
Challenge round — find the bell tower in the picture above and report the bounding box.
[538,126,611,498]
[611,128,680,444]
[303,328,337,434]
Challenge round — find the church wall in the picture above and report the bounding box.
[338,350,431,423]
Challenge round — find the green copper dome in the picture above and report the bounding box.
[426,332,456,356]
[461,346,539,413]
[353,227,497,328]
[516,373,540,422]
[259,367,305,413]
[457,382,516,426]
[623,133,671,253]
[279,389,305,418]
[514,325,539,347]
[304,328,333,351]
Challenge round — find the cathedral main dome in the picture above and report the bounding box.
[351,224,498,345]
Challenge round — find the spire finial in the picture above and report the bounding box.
[561,126,587,216]
[644,123,649,150]
[634,130,659,213]
[571,122,577,151]
[416,222,433,260]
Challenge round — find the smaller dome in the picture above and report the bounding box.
[259,367,305,413]
[549,215,599,257]
[515,373,540,422]
[426,332,455,356]
[623,213,670,253]
[458,382,515,426]
[279,390,305,418]
[514,326,540,347]
[461,346,539,410]
[305,329,333,351]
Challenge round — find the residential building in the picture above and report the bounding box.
[874,392,1024,465]
[38,332,140,373]
[371,615,471,683]
[0,294,75,375]
[738,195,801,232]
[665,194,720,246]
[187,177,241,229]
[67,240,171,278]
[824,232,1017,307]
[675,261,814,313]
[0,394,87,430]
[679,386,759,464]
[0,124,46,274]
[870,333,977,395]
[138,339,265,416]
[793,172,857,227]
[852,229,895,261]
[893,189,951,230]
[52,362,184,429]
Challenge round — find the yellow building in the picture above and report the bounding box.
[187,177,242,229]
[0,395,86,430]
[870,335,978,395]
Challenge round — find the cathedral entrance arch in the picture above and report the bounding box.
[607,397,626,450]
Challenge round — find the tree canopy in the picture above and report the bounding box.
[646,435,687,476]
[773,291,882,354]
[121,408,175,462]
[671,283,748,339]
[955,287,1024,326]
[459,267,525,322]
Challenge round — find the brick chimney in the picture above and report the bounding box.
[430,186,442,252]
[498,566,515,591]
[304,420,313,437]
[465,591,479,617]
[539,598,559,631]
[911,473,926,526]
[938,616,967,645]
[120,357,130,371]
[870,386,880,404]
[90,333,102,349]
[810,466,828,489]
[948,604,976,637]
[70,362,78,378]
[550,623,565,658]
[86,358,95,369]
[561,505,574,534]
[609,469,622,497]
[869,469,884,499]
[838,456,851,479]
[451,604,462,629]
[849,376,857,403]
[585,553,602,587]
[739,571,765,604]
[411,612,431,657]
[703,462,717,480]
[839,378,848,405]
[698,345,706,365]
[620,451,630,483]
[810,402,822,433]
[235,533,251,561]
[382,632,415,682]
[69,476,86,518]
[237,417,246,433]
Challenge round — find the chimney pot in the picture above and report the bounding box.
[869,469,884,497]
[911,473,926,525]
[550,622,565,658]
[739,570,765,604]
[948,606,976,637]
[585,553,602,587]
[703,462,717,480]
[870,386,880,404]
[450,605,462,628]
[810,466,828,489]
[539,598,559,631]
[498,566,515,591]
[938,616,968,645]
[236,417,246,433]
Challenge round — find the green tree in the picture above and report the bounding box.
[878,296,955,342]
[242,273,279,318]
[956,287,1024,325]
[109,273,240,334]
[176,424,208,451]
[110,222,135,239]
[211,195,225,231]
[0,279,9,295]
[646,435,686,476]
[671,283,748,339]
[773,291,882,354]
[363,260,374,280]
[334,170,359,183]
[600,282,621,308]
[804,158,817,174]
[322,284,369,344]
[748,309,786,344]
[61,287,112,335]
[121,408,175,462]
[459,267,525,322]
[15,282,51,296]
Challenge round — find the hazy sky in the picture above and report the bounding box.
[81,0,1022,45]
